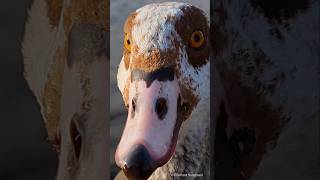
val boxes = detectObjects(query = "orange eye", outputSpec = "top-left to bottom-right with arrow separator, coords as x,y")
124,33 -> 131,51
189,30 -> 205,48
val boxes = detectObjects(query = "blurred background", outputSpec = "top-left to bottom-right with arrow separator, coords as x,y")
109,0 -> 209,178
0,1 -> 58,180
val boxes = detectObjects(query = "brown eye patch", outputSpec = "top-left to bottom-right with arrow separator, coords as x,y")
175,6 -> 210,68
123,12 -> 137,70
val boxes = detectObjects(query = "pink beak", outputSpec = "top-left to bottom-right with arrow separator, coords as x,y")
115,68 -> 183,179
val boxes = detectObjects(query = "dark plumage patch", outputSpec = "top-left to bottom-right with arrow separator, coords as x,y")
177,95 -> 191,123
131,67 -> 174,88
250,0 -> 310,26
211,4 -> 228,57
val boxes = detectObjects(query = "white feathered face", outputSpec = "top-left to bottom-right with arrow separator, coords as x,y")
115,2 -> 210,179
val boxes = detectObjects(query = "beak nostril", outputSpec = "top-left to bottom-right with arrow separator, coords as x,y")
70,118 -> 82,160
123,164 -> 129,175
155,98 -> 167,120
131,97 -> 137,118
132,98 -> 136,112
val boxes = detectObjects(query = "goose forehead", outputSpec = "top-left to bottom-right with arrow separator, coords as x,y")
132,3 -> 191,54
135,2 -> 189,22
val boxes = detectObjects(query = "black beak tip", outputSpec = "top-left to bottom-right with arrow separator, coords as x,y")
122,145 -> 155,180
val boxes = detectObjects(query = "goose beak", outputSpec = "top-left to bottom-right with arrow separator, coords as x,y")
115,68 -> 183,179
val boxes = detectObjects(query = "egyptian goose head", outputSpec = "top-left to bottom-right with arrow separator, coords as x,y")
115,2 -> 210,179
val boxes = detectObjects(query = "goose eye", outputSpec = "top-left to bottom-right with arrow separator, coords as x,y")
189,30 -> 205,48
124,33 -> 131,51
